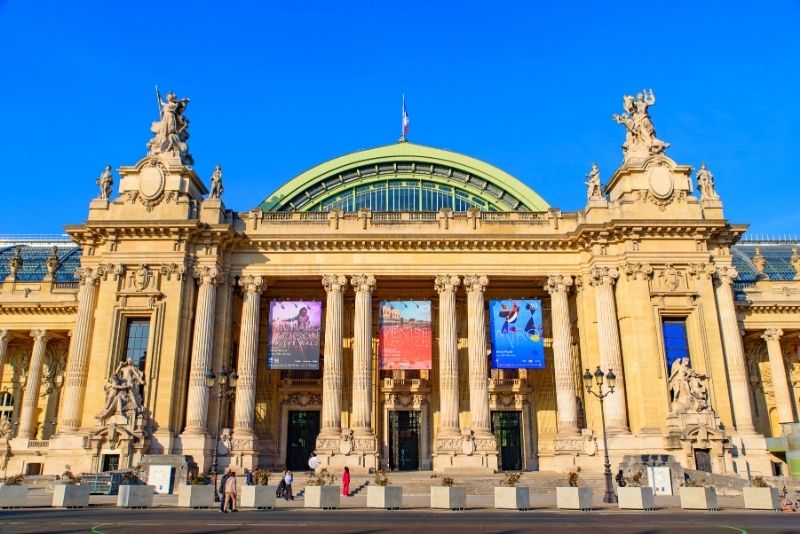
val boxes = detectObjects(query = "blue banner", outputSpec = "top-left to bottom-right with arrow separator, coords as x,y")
489,299 -> 545,369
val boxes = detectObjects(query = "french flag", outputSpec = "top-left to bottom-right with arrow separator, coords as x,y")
402,96 -> 410,137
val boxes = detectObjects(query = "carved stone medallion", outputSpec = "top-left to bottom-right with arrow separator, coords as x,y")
139,163 -> 166,201
648,165 -> 673,199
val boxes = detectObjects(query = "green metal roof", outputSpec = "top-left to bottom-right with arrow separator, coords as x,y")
258,142 -> 550,212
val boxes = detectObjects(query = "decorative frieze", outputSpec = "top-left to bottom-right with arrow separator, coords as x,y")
624,263 -> 653,282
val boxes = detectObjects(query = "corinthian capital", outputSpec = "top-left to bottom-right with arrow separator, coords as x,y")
589,266 -> 619,287
238,275 -> 266,295
624,263 -> 653,281
322,274 -> 348,294
761,328 -> 783,342
30,329 -> 48,343
715,265 -> 739,286
544,275 -> 573,294
463,274 -> 489,293
0,330 -> 8,343
193,265 -> 223,286
689,263 -> 716,280
434,275 -> 460,294
350,274 -> 376,293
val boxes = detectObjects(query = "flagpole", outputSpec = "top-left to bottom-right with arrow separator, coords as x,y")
400,93 -> 406,142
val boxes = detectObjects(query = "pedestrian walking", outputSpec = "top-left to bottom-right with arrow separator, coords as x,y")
217,468 -> 231,512
308,451 -> 321,472
223,471 -> 239,512
341,466 -> 350,497
244,468 -> 253,486
284,470 -> 294,500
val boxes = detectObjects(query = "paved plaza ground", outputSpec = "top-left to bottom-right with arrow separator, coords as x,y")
1,490 -> 799,533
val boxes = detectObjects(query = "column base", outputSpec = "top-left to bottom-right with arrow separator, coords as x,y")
176,432 -> 213,473
315,433 -> 379,474
230,431 -> 258,470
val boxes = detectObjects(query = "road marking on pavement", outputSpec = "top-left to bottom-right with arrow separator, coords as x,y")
718,526 -> 747,534
91,524 -> 109,534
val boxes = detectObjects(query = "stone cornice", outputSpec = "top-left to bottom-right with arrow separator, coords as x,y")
0,303 -> 79,315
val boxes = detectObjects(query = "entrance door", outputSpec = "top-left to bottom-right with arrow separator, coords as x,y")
388,410 -> 420,471
492,411 -> 522,471
286,410 -> 320,470
694,448 -> 712,473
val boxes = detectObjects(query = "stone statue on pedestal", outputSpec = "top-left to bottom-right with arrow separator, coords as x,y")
209,165 -> 224,199
695,163 -> 718,200
96,359 -> 146,423
669,358 -> 710,413
612,89 -> 670,162
96,165 -> 113,200
585,163 -> 602,200
148,90 -> 194,165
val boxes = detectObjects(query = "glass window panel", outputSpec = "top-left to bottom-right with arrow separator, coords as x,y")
124,318 -> 150,372
662,319 -> 690,370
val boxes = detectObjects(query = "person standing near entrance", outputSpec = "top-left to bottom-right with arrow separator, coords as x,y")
283,470 -> 294,500
308,452 -> 321,473
223,471 -> 238,512
341,466 -> 350,497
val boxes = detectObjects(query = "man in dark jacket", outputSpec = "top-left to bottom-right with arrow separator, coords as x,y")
218,468 -> 231,511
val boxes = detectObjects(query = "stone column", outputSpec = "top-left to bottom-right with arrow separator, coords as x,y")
589,266 -> 629,433
232,275 -> 265,438
762,328 -> 794,425
714,266 -> 756,434
183,265 -> 222,435
58,267 -> 100,433
18,330 -> 48,440
350,274 -> 376,435
463,275 -> 492,437
320,275 -> 348,436
435,275 -> 461,437
0,330 -> 9,388
545,275 -> 579,436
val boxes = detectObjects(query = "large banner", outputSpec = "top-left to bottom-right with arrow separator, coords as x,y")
489,299 -> 545,369
267,301 -> 322,369
378,300 -> 432,370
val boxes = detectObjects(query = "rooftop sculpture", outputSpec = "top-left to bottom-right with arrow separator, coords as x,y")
147,88 -> 194,165
612,89 -> 670,163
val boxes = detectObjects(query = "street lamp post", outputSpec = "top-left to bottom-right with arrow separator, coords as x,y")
582,366 -> 618,504
205,367 -> 238,501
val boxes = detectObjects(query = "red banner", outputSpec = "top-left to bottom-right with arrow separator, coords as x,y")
378,300 -> 432,370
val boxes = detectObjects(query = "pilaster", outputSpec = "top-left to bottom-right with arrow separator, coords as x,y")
545,274 -> 579,436
762,328 -> 794,426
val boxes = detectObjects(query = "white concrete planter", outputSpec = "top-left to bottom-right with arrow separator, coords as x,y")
52,484 -> 91,508
494,487 -> 530,510
679,487 -> 718,510
556,487 -> 593,510
117,485 -> 154,508
304,485 -> 340,509
617,487 -> 654,510
430,486 -> 467,510
0,485 -> 28,508
743,487 -> 780,511
178,485 -> 214,508
367,486 -> 403,510
240,485 -> 277,509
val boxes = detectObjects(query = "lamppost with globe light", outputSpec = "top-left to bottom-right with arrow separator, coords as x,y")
582,366 -> 618,504
206,367 -> 237,501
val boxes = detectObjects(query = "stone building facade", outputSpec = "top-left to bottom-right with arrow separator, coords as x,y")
0,91 -> 798,479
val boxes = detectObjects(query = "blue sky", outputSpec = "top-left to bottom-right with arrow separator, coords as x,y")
1,1 -> 798,236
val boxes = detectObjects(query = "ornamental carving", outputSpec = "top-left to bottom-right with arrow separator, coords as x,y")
238,275 -> 265,295
612,89 -> 670,162
752,248 -> 767,278
193,265 -> 223,286
695,163 -> 719,200
791,247 -> 800,280
96,165 -> 114,200
384,393 -> 427,409
350,274 -> 376,293
715,265 -> 739,286
281,393 -> 322,407
657,264 -> 685,292
689,263 -> 716,280
463,274 -> 489,293
130,265 -> 151,292
761,328 -> 783,343
6,247 -> 23,280
45,246 -> 60,278
148,89 -> 193,165
322,274 -> 348,294
434,274 -> 460,294
624,263 -> 653,282
159,263 -> 186,281
588,266 -> 619,287
544,274 -> 573,294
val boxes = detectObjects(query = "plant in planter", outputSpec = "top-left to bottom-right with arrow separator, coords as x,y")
617,470 -> 654,511
743,476 -> 780,511
0,474 -> 27,509
679,478 -> 718,510
117,470 -> 153,508
53,465 -> 90,509
304,468 -> 340,509
557,468 -> 592,511
494,472 -> 529,511
368,469 -> 402,510
241,470 -> 277,510
431,477 -> 466,510
179,473 -> 213,508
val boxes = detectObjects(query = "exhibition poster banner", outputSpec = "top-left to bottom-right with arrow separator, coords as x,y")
267,300 -> 322,369
489,299 -> 545,369
378,300 -> 432,370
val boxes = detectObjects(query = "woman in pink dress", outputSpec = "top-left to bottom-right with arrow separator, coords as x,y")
341,466 -> 350,497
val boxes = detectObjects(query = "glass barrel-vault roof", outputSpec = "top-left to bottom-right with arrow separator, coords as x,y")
732,240 -> 800,288
0,238 -> 81,282
259,142 -> 550,212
